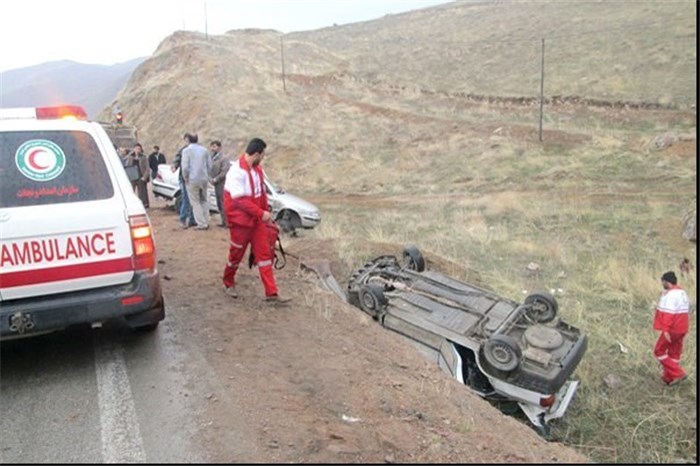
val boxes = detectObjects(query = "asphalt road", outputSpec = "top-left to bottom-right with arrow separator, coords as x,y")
0,313 -> 211,463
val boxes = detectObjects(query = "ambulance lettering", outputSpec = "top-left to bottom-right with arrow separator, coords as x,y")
1,232 -> 117,267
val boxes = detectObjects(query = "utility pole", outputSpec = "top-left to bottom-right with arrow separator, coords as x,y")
280,36 -> 286,92
204,1 -> 208,40
539,37 -> 545,142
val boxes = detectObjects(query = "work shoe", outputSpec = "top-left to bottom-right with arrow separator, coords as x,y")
265,294 -> 291,305
667,374 -> 688,386
223,286 -> 238,298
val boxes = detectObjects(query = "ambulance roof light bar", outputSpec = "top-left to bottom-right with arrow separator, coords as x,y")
36,105 -> 88,120
0,105 -> 88,121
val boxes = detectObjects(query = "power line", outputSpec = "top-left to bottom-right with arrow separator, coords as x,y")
345,22 -> 695,47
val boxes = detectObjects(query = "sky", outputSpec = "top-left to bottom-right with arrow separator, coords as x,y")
0,0 -> 452,73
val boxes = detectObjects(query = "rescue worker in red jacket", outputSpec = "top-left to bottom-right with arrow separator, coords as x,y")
653,271 -> 690,385
221,138 -> 290,304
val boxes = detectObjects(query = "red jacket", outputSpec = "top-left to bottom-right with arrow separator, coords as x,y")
223,156 -> 269,228
653,285 -> 690,334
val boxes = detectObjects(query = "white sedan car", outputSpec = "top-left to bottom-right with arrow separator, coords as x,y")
347,246 -> 587,437
152,164 -> 321,229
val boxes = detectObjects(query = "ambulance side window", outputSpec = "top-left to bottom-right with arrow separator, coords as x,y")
0,130 -> 113,208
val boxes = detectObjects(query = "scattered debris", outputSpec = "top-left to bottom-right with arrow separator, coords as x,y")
526,262 -> 541,277
617,341 -> 628,354
603,374 -> 622,390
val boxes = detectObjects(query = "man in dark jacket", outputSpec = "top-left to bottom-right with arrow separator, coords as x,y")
148,145 -> 166,180
208,140 -> 231,227
130,143 -> 150,208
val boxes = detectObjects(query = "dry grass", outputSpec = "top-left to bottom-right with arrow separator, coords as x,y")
107,1 -> 696,462
309,102 -> 697,462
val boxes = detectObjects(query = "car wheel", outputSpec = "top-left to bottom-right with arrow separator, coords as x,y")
347,259 -> 379,294
402,245 -> 425,272
359,283 -> 387,319
523,291 -> 558,323
482,334 -> 521,372
174,193 -> 182,213
277,209 -> 302,229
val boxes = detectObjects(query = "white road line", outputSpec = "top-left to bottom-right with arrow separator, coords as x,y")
94,339 -> 146,463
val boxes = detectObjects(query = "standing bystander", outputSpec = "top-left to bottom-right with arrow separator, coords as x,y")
209,140 -> 231,227
148,145 -> 167,180
181,133 -> 211,230
131,143 -> 150,208
172,135 -> 196,228
117,147 -> 130,167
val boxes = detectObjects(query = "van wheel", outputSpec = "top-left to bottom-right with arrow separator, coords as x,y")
402,245 -> 425,272
482,334 -> 521,372
524,291 -> 558,323
359,283 -> 387,319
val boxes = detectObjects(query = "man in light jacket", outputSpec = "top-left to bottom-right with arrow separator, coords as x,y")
181,133 -> 211,230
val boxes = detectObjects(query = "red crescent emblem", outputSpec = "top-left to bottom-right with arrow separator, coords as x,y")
28,149 -> 49,170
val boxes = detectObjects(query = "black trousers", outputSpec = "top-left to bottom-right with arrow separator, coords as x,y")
214,182 -> 226,225
135,180 -> 149,208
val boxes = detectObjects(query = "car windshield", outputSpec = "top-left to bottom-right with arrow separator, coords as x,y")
265,177 -> 284,194
0,130 -> 114,208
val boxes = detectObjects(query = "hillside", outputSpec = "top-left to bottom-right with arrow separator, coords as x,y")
103,0 -> 695,161
0,58 -> 144,118
101,0 -> 696,463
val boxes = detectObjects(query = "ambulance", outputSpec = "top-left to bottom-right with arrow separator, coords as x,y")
0,105 -> 165,339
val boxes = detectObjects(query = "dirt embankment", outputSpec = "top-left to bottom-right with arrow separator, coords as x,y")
150,200 -> 589,463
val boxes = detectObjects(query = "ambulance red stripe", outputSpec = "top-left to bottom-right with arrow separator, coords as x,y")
0,257 -> 133,288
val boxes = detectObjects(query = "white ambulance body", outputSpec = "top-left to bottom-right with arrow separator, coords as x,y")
0,106 -> 165,338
